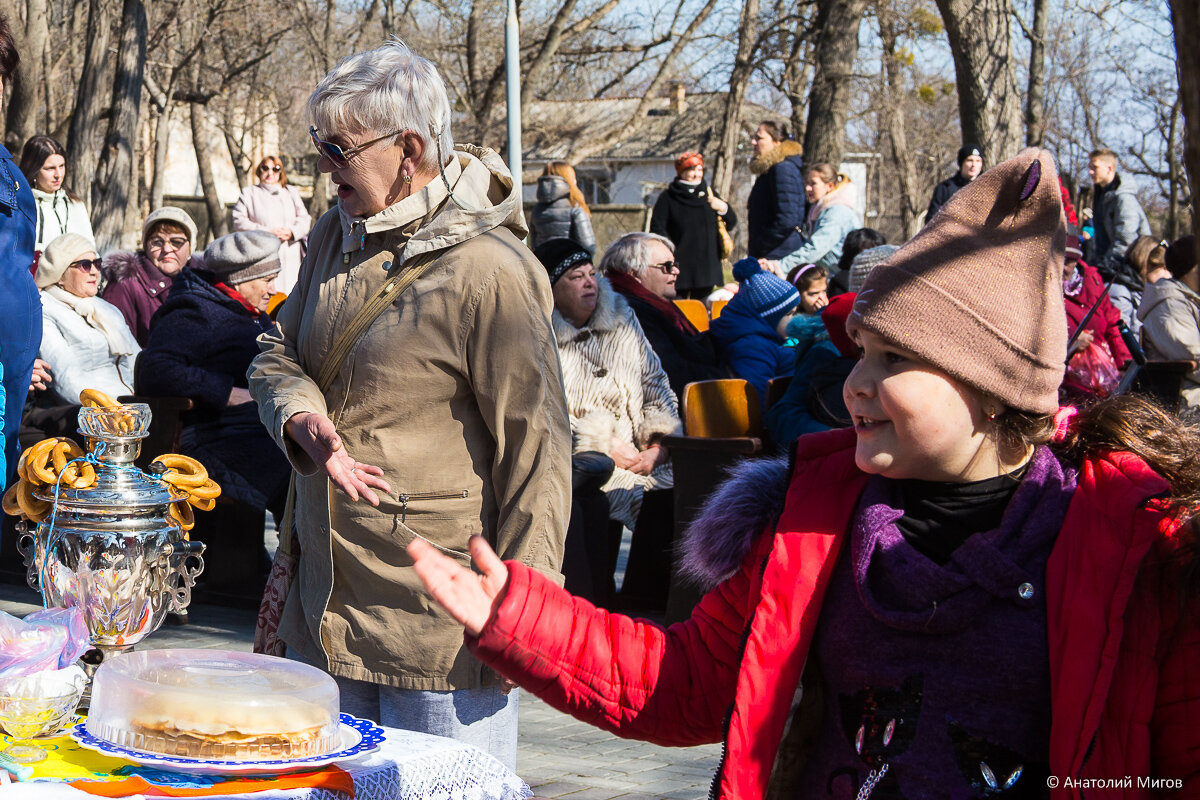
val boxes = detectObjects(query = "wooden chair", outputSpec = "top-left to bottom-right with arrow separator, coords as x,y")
710,299 -> 728,319
661,380 -> 765,623
267,292 -> 288,320
681,378 -> 763,438
120,394 -> 268,609
673,298 -> 709,332
765,375 -> 793,411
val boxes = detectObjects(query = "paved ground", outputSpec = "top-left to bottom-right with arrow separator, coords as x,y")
0,581 -> 721,799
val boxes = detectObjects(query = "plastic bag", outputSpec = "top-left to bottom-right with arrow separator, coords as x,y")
1065,339 -> 1121,397
0,606 -> 90,678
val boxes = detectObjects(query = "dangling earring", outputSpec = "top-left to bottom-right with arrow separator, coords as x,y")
402,172 -> 412,184
986,408 -> 999,422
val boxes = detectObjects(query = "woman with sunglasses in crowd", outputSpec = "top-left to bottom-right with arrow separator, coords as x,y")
409,150 -> 1200,798
246,40 -> 569,771
232,156 -> 312,295
35,233 -> 138,406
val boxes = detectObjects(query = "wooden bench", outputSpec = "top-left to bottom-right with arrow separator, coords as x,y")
661,379 -> 766,624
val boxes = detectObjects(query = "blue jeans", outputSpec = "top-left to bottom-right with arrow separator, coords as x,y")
335,674 -> 520,772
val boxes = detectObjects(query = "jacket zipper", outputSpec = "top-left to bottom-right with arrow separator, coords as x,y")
398,490 -> 469,523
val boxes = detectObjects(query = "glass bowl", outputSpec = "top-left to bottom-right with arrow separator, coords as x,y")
78,403 -> 151,439
0,684 -> 85,763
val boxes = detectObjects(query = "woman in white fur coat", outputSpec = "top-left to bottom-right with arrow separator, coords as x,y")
231,155 -> 312,295
536,238 -> 680,534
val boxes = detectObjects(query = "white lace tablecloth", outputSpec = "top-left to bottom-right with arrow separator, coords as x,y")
12,726 -> 532,800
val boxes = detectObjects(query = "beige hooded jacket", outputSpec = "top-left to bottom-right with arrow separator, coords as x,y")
248,145 -> 571,690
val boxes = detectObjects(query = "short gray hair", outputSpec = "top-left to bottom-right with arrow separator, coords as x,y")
307,39 -> 453,172
599,232 -> 674,279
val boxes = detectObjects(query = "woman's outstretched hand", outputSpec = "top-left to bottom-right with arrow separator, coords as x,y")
408,535 -> 509,637
285,411 -> 391,505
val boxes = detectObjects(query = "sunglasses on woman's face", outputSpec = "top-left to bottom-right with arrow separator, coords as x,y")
69,258 -> 103,273
309,126 -> 407,168
260,164 -> 282,173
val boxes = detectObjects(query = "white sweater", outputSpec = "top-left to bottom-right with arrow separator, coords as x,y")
33,188 -> 95,250
39,292 -> 139,404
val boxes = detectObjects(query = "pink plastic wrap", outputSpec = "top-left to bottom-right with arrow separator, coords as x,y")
0,606 -> 90,678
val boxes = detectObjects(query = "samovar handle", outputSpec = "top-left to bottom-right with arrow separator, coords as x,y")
166,539 -> 206,613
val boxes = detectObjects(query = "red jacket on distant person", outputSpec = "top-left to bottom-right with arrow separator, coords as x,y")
469,428 -> 1199,799
1064,261 -> 1133,367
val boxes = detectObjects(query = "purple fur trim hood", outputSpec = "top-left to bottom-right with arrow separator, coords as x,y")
676,454 -> 791,590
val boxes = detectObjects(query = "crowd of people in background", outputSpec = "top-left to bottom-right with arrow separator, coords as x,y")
0,24 -> 1197,796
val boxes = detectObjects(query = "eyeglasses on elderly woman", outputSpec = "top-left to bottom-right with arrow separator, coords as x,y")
309,126 -> 408,168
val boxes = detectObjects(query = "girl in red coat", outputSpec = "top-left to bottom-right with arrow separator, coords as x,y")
409,150 -> 1200,799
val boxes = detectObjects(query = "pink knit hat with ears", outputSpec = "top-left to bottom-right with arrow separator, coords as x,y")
847,148 -> 1068,414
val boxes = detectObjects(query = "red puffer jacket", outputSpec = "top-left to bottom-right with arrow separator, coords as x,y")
470,429 -> 1200,798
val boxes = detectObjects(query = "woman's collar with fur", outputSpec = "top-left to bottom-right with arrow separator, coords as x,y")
750,139 -> 804,176
552,276 -> 629,345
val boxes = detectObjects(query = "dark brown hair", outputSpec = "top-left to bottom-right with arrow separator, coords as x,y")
19,135 -> 81,202
758,121 -> 790,143
786,262 -> 827,293
145,220 -> 190,241
998,394 -> 1200,596
0,15 -> 19,82
256,155 -> 288,187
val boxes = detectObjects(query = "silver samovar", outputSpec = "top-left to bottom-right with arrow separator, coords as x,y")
16,404 -> 206,669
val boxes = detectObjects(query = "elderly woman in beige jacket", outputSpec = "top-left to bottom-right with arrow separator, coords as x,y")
246,40 -> 570,770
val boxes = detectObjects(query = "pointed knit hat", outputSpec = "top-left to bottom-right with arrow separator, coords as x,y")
847,148 -> 1067,414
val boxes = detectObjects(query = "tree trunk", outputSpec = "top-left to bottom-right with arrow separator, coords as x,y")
91,0 -> 146,254
191,102 -> 227,240
803,0 -> 868,166
1022,0 -> 1048,147
66,0 -> 111,207
150,102 -> 172,210
711,0 -> 758,198
1169,0 -> 1199,253
934,0 -> 1023,162
224,128 -> 250,189
308,158 -> 330,220
6,0 -> 50,152
880,26 -> 922,238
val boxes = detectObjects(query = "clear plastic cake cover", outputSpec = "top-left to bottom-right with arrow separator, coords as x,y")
88,649 -> 341,760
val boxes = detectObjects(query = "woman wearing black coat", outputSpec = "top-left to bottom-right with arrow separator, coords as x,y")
136,230 -> 290,519
650,152 -> 736,299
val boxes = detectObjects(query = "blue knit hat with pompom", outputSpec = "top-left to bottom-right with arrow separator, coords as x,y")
730,257 -> 801,327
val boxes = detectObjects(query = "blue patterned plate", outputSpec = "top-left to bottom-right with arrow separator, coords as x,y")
70,713 -> 384,776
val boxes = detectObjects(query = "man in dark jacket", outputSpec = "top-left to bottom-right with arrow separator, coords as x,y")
926,143 -> 983,222
599,232 -> 730,398
136,230 -> 290,520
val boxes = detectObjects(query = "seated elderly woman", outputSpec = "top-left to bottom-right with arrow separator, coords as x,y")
36,233 -> 139,406
246,40 -> 569,770
102,206 -> 201,346
602,232 -> 728,398
534,238 -> 680,610
136,230 -> 290,522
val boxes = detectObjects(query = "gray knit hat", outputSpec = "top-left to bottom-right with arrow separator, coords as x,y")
203,231 -> 281,285
142,206 -> 199,249
848,245 -> 898,294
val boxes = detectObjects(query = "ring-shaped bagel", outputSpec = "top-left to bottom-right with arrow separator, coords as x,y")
169,501 -> 195,531
155,454 -> 208,488
187,479 -> 222,501
27,439 -> 60,485
79,388 -> 120,408
2,483 -> 22,516
186,494 -> 216,512
71,462 -> 97,490
17,480 -> 50,520
50,439 -> 84,474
